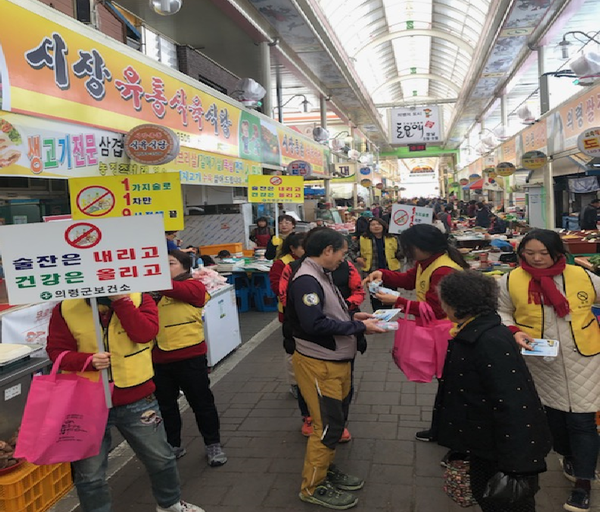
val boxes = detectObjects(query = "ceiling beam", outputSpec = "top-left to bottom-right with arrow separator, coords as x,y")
353,29 -> 475,58
372,74 -> 462,96
375,97 -> 459,108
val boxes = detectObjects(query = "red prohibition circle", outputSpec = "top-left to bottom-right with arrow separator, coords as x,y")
270,176 -> 283,186
76,186 -> 116,217
64,222 -> 103,249
393,209 -> 409,226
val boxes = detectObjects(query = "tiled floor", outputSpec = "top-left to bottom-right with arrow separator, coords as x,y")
52,313 -> 595,512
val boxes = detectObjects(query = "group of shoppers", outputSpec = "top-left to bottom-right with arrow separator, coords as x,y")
43,209 -> 600,512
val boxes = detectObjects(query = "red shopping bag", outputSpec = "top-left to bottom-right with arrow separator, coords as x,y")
392,301 -> 452,383
15,351 -> 110,465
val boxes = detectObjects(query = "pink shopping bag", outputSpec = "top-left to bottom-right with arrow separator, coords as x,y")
15,351 -> 110,465
392,301 -> 453,383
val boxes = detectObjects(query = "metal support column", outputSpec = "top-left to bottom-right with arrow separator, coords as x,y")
320,96 -> 328,130
500,95 -> 508,129
275,63 -> 283,123
538,46 -> 550,115
259,42 -> 273,118
320,96 -> 332,204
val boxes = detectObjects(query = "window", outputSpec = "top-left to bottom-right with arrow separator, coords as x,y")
142,26 -> 178,70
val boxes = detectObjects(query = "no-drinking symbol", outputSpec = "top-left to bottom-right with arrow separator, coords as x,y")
393,209 -> 409,226
64,223 -> 102,249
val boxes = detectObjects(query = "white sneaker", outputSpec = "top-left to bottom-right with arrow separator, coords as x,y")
156,500 -> 206,512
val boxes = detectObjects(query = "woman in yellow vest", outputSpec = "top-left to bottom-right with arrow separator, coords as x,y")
364,223 -> 468,442
152,249 -> 227,467
498,229 -> 600,512
356,218 -> 403,310
46,293 -> 204,512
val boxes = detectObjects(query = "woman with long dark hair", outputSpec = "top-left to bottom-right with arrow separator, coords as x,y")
355,218 -> 402,310
152,249 -> 226,467
364,224 -> 468,442
498,229 -> 600,512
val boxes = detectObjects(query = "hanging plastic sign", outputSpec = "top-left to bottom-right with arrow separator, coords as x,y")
286,160 -> 312,177
469,174 -> 481,181
521,150 -> 548,170
124,124 -> 180,165
360,179 -> 372,187
459,178 -> 469,185
577,127 -> 600,157
496,162 -> 516,177
375,183 -> 384,190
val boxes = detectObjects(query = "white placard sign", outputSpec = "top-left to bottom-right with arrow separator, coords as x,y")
388,106 -> 442,145
389,204 -> 434,234
0,216 -> 171,305
1,301 -> 59,346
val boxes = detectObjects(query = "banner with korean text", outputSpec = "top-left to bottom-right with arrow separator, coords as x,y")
0,216 -> 171,304
247,175 -> 304,203
0,0 -> 327,174
69,174 -> 184,230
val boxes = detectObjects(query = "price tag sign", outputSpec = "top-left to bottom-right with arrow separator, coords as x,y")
69,174 -> 184,230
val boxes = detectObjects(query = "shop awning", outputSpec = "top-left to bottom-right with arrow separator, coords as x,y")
469,178 -> 484,189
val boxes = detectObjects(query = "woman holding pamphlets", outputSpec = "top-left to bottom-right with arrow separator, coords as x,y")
498,229 -> 600,512
363,224 -> 469,442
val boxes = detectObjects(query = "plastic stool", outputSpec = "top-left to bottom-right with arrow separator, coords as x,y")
227,273 -> 251,313
251,273 -> 278,312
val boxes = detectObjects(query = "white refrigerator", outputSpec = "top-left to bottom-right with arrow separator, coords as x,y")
203,284 -> 242,367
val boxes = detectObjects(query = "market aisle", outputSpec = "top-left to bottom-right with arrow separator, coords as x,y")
52,322 -> 586,512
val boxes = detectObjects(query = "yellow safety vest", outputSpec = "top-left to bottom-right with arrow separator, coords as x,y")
359,236 -> 401,271
61,294 -> 155,388
415,253 -> 463,302
508,265 -> 600,356
155,289 -> 209,351
277,254 -> 295,313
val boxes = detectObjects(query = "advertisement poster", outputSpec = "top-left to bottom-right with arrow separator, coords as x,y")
69,174 -> 184,230
0,216 -> 170,304
0,0 -> 327,172
388,106 -> 443,145
389,204 -> 433,234
247,175 -> 304,203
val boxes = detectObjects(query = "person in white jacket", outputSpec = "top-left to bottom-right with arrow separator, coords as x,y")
497,229 -> 600,512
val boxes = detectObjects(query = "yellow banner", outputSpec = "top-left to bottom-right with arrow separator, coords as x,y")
69,174 -> 184,230
248,175 -> 304,204
0,0 -> 328,173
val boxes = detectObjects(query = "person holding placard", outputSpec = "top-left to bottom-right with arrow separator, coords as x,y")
46,294 -> 205,512
152,249 -> 227,467
497,229 -> 600,512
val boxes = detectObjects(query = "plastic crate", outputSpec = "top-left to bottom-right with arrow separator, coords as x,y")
0,462 -> 72,512
199,243 -> 243,257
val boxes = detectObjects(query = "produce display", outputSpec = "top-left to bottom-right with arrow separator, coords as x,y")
0,431 -> 19,469
588,255 -> 600,268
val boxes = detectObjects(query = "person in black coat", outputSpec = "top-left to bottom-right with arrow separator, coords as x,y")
475,202 -> 492,228
436,270 -> 552,512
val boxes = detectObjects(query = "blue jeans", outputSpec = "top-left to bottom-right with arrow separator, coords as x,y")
72,395 -> 180,512
545,406 -> 599,480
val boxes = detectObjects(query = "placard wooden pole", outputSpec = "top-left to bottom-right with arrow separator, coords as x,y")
275,203 -> 279,238
90,297 -> 113,409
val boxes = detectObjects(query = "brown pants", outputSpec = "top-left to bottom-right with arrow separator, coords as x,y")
293,351 -> 351,496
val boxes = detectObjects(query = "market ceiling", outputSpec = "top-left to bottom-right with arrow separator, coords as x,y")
114,0 -> 577,150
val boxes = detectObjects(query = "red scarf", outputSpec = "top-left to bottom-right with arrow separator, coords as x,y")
520,256 -> 570,318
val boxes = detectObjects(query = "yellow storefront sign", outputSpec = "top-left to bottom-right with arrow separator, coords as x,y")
248,175 -> 304,204
69,174 -> 184,230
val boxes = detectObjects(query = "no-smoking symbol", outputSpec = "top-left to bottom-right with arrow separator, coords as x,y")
393,209 -> 409,226
64,222 -> 102,249
76,186 -> 115,217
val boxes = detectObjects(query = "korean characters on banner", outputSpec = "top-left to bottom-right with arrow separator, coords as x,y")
0,216 -> 171,305
0,1 -> 326,173
247,175 -> 304,204
389,204 -> 433,234
69,174 -> 184,230
578,127 -> 600,157
0,112 -> 127,177
388,106 -> 442,145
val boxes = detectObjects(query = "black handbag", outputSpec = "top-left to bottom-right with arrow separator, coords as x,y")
483,471 -> 539,504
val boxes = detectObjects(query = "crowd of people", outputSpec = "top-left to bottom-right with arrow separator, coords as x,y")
40,194 -> 600,512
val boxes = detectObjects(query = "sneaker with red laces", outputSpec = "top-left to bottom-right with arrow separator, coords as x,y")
302,416 -> 313,437
339,428 -> 352,443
